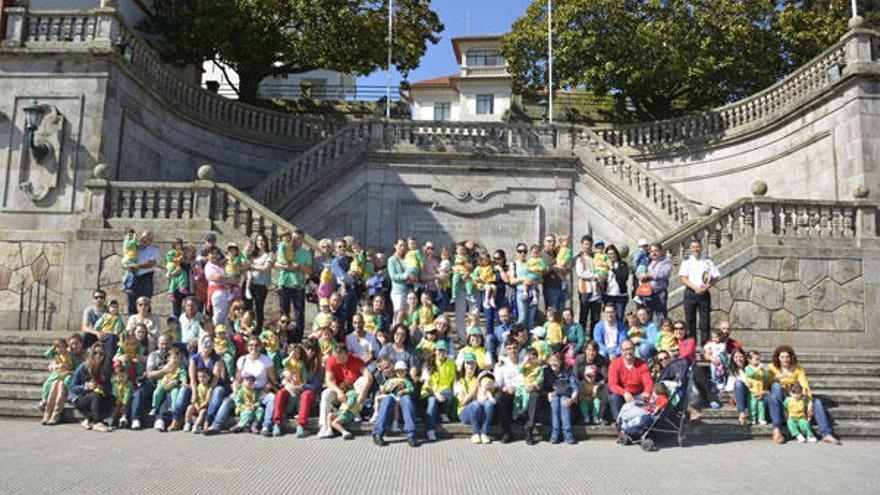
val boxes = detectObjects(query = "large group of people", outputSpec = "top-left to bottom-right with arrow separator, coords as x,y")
36,229 -> 840,446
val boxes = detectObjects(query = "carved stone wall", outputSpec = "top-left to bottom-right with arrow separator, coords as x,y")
706,257 -> 865,332
0,241 -> 64,330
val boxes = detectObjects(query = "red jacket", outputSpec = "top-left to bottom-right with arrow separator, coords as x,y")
608,357 -> 654,396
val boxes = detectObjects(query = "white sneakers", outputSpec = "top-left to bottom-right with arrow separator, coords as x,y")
391,421 -> 401,433
153,418 -> 165,431
807,436 -> 818,443
130,419 -> 141,430
796,434 -> 806,443
439,414 -> 450,423
480,434 -> 492,444
426,430 -> 437,442
182,423 -> 192,432
317,426 -> 334,439
470,434 -> 481,444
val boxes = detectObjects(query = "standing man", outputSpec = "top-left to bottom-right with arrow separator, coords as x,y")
125,231 -> 161,315
420,241 -> 443,310
641,242 -> 673,323
575,235 -> 602,331
540,234 -> 564,313
331,238 -> 356,333
276,229 -> 312,343
679,239 -> 720,346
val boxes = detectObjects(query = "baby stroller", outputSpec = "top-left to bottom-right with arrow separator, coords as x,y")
616,359 -> 691,451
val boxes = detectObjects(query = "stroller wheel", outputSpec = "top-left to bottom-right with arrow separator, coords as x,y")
641,438 -> 656,452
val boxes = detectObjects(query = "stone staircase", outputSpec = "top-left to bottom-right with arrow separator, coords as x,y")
3,332 -> 878,441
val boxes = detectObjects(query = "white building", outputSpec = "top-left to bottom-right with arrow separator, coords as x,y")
410,35 -> 512,122
202,61 -> 356,101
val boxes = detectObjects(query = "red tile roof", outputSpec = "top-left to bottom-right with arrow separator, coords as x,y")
410,74 -> 459,90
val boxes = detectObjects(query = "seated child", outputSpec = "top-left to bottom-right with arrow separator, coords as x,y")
114,331 -> 143,384
578,359 -> 603,425
784,383 -> 816,443
93,299 -> 124,336
259,324 -> 282,371
230,373 -> 263,434
529,326 -> 550,364
150,348 -> 187,421
543,307 -> 564,351
382,360 -> 415,404
477,370 -> 496,405
317,264 -> 334,300
166,237 -> 189,302
703,328 -> 729,393
360,299 -> 380,334
451,242 -> 474,298
327,389 -> 361,440
122,227 -> 138,293
655,319 -> 678,353
473,252 -> 498,309
414,326 -> 438,362
40,338 -> 77,412
312,299 -> 334,332
214,323 -> 235,379
370,356 -> 394,423
111,360 -> 133,429
744,350 -> 769,425
514,347 -> 544,418
413,291 -> 440,330
184,367 -> 212,433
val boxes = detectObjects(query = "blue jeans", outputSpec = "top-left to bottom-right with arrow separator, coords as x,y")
423,389 -> 453,432
213,388 -> 274,430
373,393 -> 417,438
205,386 -> 228,427
459,400 -> 495,435
173,385 -> 192,423
767,382 -> 835,438
549,395 -> 574,439
544,287 -> 563,313
484,305 -> 499,338
131,380 -> 156,423
431,289 -> 448,313
608,392 -> 625,421
260,392 -> 276,430
605,294 -> 628,322
515,288 -> 537,330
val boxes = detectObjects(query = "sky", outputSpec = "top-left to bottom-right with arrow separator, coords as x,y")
357,0 -> 533,88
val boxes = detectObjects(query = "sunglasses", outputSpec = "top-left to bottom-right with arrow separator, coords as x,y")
94,295 -> 105,299
516,249 -> 527,254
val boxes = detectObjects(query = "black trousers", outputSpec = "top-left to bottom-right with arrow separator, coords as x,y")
244,284 -> 268,330
75,392 -> 115,423
494,391 -> 516,434
524,391 -> 550,430
279,288 -> 305,342
578,294 -> 602,334
126,273 -> 154,315
683,288 -> 711,346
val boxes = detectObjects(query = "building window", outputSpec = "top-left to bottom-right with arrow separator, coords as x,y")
476,95 -> 494,115
467,49 -> 505,67
434,102 -> 451,121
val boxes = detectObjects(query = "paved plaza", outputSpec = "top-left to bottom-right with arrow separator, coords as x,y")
0,420 -> 872,494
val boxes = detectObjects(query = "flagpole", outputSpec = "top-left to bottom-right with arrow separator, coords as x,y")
386,0 -> 393,120
548,0 -> 553,124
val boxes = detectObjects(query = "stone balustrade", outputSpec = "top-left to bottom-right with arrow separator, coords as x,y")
384,120 -> 559,155
84,169 -> 316,249
1,6 -> 339,144
594,31 -> 864,149
252,121 -> 373,207
660,197 -> 878,266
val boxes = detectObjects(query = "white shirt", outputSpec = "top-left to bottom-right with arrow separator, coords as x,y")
606,262 -> 621,296
136,245 -> 162,276
494,359 -> 522,388
678,255 -> 721,289
236,354 -> 273,390
345,332 -> 379,361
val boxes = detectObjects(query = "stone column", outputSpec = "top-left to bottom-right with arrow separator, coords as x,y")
193,165 -> 215,221
93,5 -> 120,46
1,6 -> 25,48
81,165 -> 110,229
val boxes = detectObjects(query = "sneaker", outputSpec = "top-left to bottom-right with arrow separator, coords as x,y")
131,419 -> 141,430
148,408 -> 157,417
501,432 -> 513,444
261,427 -> 271,437
526,430 -> 537,446
168,421 -> 182,432
272,424 -> 282,437
182,423 -> 192,432
759,420 -> 768,425
550,435 -> 561,445
709,401 -> 722,409
251,424 -> 260,434
439,414 -> 450,423
391,421 -> 401,433
38,400 -> 47,412
797,434 -> 806,443
317,426 -> 334,439
480,434 -> 492,445
153,418 -> 165,431
118,417 -> 128,429
807,436 -> 818,443
373,435 -> 387,447
407,436 -> 419,448
80,419 -> 92,430
229,425 -> 243,434
342,431 -> 354,440
192,425 -> 202,434
203,427 -> 219,436
565,435 -> 577,445
296,426 -> 306,438
368,413 -> 379,424
426,430 -> 437,442
471,434 -> 481,444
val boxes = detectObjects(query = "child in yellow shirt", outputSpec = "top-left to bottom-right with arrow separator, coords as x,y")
473,252 -> 498,309
514,347 -> 544,417
543,308 -> 564,351
784,383 -> 817,443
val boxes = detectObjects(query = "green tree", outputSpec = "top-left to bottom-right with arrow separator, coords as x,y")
503,0 -> 873,122
141,0 -> 443,103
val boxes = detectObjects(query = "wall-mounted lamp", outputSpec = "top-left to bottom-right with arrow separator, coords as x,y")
22,100 -> 49,162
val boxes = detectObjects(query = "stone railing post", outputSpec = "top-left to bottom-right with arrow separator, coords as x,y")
370,120 -> 385,147
842,20 -> 879,77
1,6 -> 26,47
750,181 -> 774,235
855,202 -> 877,239
81,164 -> 110,228
94,5 -> 120,45
193,165 -> 215,220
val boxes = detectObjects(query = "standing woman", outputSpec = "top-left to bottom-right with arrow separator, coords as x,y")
509,242 -> 538,331
204,247 -> 231,326
766,346 -> 841,445
245,233 -> 274,330
69,343 -> 115,432
483,249 -> 511,337
604,244 -> 629,322
387,238 -> 412,315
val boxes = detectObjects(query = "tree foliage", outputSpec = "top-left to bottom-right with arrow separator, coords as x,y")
140,0 -> 443,102
503,0 -> 878,122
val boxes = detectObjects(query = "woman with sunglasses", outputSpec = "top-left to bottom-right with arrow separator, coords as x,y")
483,249 -> 511,337
125,296 -> 161,352
69,343 -> 115,432
509,243 -> 538,331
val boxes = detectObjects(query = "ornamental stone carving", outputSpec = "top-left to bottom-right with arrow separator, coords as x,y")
19,105 -> 64,203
